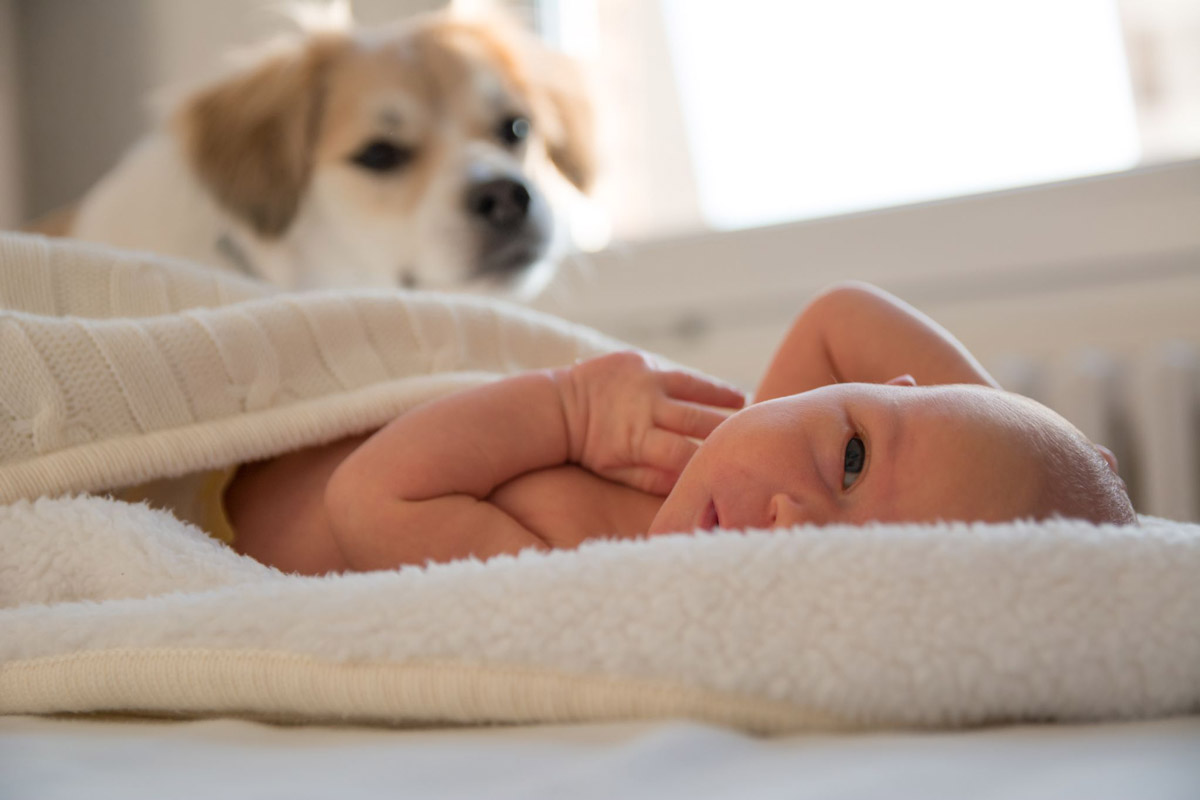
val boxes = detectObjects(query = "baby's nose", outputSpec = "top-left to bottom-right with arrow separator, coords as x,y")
769,493 -> 810,528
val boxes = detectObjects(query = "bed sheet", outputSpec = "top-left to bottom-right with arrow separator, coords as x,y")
2,714 -> 1198,800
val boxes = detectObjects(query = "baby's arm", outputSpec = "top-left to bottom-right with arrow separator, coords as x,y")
324,352 -> 742,570
325,370 -> 572,569
755,281 -> 999,402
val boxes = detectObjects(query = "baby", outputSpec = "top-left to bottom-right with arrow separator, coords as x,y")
222,282 -> 1136,574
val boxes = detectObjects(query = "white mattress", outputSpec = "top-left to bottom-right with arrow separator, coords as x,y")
2,714 -> 1198,799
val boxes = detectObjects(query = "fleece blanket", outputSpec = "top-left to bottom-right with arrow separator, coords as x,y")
1,233 -> 1198,733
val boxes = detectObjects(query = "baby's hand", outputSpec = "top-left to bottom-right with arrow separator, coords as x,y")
555,351 -> 745,495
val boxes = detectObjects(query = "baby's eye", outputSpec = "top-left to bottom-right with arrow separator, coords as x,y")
843,435 -> 865,489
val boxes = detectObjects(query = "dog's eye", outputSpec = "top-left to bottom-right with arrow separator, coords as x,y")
350,140 -> 413,173
497,116 -> 530,146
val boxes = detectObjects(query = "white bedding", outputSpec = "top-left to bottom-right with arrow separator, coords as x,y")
2,232 -> 1199,735
2,714 -> 1199,800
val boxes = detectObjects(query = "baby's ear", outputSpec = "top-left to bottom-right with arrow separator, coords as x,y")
886,374 -> 917,387
1095,444 -> 1120,474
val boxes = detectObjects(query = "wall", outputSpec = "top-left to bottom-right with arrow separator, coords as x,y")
0,0 -> 22,227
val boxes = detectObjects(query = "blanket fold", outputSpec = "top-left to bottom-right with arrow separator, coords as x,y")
0,234 -> 618,501
1,233 -> 1198,732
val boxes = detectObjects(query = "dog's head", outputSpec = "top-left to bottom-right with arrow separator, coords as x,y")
174,10 -> 595,293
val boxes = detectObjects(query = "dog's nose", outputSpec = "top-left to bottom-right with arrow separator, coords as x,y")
466,178 -> 531,231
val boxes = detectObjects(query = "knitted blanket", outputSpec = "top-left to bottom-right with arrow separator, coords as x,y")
2,233 -> 1198,732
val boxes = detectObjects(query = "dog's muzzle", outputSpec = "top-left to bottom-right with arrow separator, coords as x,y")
465,176 -> 552,279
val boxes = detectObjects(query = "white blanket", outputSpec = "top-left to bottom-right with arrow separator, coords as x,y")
1,233 -> 1198,732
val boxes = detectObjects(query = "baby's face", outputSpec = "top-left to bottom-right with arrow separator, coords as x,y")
649,382 -> 1057,534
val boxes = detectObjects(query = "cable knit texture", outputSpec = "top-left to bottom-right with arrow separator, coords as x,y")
0,233 -> 619,501
1,233 -> 1199,733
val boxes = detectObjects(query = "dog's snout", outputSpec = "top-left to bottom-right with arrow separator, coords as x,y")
463,174 -> 551,280
466,178 -> 531,231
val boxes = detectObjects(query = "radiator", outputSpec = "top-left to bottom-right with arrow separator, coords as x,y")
992,342 -> 1200,523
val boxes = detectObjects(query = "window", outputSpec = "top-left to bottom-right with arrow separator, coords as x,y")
536,0 -> 1200,242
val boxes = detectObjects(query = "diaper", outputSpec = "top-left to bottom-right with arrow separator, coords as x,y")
115,467 -> 239,544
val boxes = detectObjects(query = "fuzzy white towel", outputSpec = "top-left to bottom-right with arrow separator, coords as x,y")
1,233 -> 1198,732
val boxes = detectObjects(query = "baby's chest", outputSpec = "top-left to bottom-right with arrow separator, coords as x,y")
488,465 -> 660,550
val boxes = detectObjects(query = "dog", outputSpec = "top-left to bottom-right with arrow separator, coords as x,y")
28,7 -> 595,295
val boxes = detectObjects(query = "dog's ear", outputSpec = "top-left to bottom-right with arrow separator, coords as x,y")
175,33 -> 346,238
532,48 -> 597,194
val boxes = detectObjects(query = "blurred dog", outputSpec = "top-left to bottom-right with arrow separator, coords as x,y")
33,7 -> 595,295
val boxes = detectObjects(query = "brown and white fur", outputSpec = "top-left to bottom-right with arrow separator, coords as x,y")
39,8 -> 595,295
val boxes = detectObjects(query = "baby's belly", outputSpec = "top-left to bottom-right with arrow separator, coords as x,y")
488,465 -> 662,550
225,434 -> 369,575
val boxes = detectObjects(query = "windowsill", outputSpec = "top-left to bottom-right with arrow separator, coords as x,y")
538,158 -> 1200,327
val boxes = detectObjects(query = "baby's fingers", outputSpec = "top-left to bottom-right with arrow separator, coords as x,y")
660,370 -> 746,410
654,399 -> 733,440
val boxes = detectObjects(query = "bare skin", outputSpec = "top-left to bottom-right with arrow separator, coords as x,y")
227,282 -> 1130,575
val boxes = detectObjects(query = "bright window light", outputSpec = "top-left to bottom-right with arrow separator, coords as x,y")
661,0 -> 1141,230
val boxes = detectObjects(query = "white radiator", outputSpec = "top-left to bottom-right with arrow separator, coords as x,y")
993,343 -> 1200,522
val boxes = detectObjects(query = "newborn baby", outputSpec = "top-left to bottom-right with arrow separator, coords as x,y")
223,282 -> 1136,574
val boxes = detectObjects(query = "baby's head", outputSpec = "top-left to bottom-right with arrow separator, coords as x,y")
649,380 -> 1136,534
